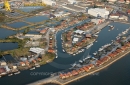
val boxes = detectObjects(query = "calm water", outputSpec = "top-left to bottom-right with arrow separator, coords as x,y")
0,28 -> 16,39
18,6 -> 43,12
25,16 -> 49,22
7,22 -> 28,28
0,42 -> 18,51
0,22 -> 130,85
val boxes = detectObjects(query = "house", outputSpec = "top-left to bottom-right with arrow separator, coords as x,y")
40,28 -> 48,34
0,61 -> 7,66
127,10 -> 130,14
20,62 -> 25,66
109,13 -> 120,19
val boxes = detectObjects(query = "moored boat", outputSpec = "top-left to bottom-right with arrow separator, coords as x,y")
14,71 -> 20,75
30,67 -> 35,70
8,73 -> 13,76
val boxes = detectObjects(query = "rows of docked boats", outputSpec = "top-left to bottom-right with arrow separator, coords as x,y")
98,43 -> 111,52
30,64 -> 40,70
85,43 -> 93,49
118,27 -> 130,37
72,49 -> 85,56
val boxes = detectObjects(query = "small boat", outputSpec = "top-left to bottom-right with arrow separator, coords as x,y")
30,67 -> 35,70
8,73 -> 13,76
35,64 -> 40,67
79,60 -> 83,63
14,71 -> 20,75
94,34 -> 98,37
56,55 -> 58,58
93,52 -> 97,55
73,53 -> 76,56
63,49 -> 65,52
71,63 -> 77,67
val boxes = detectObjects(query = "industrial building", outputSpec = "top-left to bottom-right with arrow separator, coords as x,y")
29,47 -> 45,54
41,0 -> 56,6
88,8 -> 110,19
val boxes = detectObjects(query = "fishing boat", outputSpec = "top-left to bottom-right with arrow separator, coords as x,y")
14,71 -> 20,75
30,67 -> 35,70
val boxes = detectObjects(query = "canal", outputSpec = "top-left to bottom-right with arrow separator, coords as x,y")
0,22 -> 130,85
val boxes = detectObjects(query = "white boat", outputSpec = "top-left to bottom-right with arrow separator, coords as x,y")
95,31 -> 99,34
30,67 -> 35,70
63,49 -> 65,52
14,71 -> 20,75
94,34 -> 98,37
35,64 -> 40,67
73,53 -> 76,56
56,55 -> 58,58
86,43 -> 93,49
71,62 -> 77,67
79,60 -> 83,63
8,73 -> 13,76
93,52 -> 97,55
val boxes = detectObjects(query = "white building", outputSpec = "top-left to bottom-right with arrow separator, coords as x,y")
29,47 -> 45,54
25,34 -> 42,40
68,0 -> 78,4
73,37 -> 79,43
42,0 -> 56,6
107,0 -> 117,3
88,8 -> 110,19
54,11 -> 71,18
74,30 -> 85,34
109,14 -> 120,19
91,19 -> 105,25
0,61 -> 7,66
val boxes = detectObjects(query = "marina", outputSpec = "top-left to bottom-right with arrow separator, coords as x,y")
0,1 -> 130,84
0,22 -> 130,85
28,29 -> 130,85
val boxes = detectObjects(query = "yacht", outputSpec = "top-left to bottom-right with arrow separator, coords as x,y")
30,67 -> 35,70
86,43 -> 93,49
